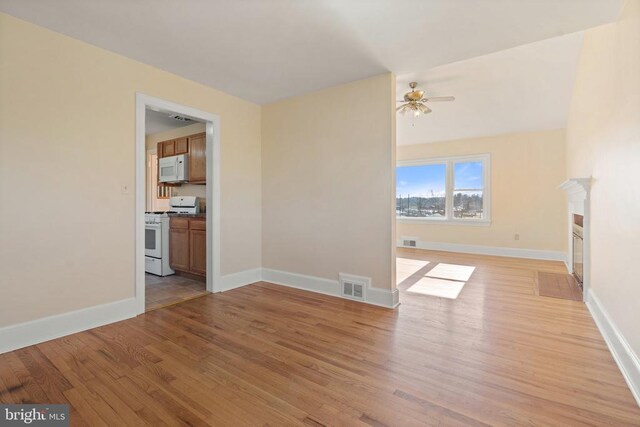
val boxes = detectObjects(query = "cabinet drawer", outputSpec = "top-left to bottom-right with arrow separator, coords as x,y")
189,219 -> 206,230
170,217 -> 189,229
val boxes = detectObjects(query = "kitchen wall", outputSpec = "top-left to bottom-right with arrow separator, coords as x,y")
145,122 -> 207,210
261,73 -> 397,291
397,129 -> 567,253
0,12 -> 262,327
566,0 -> 640,361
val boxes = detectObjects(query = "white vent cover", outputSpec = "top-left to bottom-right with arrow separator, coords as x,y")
339,273 -> 370,301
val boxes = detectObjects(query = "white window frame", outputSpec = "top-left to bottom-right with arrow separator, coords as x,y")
396,154 -> 491,226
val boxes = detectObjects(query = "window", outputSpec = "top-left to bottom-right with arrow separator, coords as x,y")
396,154 -> 490,224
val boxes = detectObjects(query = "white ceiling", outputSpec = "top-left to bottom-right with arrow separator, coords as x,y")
0,0 -> 623,105
145,109 -> 200,136
396,31 -> 585,145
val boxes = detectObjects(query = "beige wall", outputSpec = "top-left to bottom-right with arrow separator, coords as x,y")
566,1 -> 640,354
145,123 -> 207,209
397,129 -> 567,252
0,13 -> 262,326
262,74 -> 397,290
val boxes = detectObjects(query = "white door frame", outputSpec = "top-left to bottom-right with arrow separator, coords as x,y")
135,93 -> 221,314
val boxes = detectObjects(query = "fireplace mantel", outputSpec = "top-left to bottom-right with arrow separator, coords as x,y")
559,178 -> 591,197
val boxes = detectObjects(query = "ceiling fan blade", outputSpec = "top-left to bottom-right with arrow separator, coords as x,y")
396,104 -> 409,112
424,96 -> 455,102
418,104 -> 432,114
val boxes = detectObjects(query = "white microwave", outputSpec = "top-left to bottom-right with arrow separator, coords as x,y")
159,154 -> 189,183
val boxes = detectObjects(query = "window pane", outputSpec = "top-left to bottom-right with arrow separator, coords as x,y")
454,161 -> 483,190
396,164 -> 446,218
453,191 -> 484,219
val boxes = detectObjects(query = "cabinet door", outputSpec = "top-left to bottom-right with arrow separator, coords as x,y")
157,142 -> 164,159
188,133 -> 206,183
169,228 -> 189,271
189,228 -> 207,275
175,137 -> 189,154
162,140 -> 176,157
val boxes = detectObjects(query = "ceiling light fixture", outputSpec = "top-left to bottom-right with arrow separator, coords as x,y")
396,82 -> 455,117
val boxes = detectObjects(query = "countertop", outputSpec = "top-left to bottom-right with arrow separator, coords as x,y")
167,213 -> 206,219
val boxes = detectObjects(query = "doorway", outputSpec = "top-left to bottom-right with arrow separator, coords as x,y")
135,94 -> 221,314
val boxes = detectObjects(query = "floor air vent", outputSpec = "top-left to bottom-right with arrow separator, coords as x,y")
403,239 -> 417,247
339,273 -> 370,301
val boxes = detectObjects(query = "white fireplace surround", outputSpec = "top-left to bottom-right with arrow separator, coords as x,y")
559,177 -> 591,302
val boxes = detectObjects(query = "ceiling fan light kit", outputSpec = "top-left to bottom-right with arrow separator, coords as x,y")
396,82 -> 454,117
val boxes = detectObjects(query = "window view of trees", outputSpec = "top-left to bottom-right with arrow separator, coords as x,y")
396,163 -> 446,218
453,192 -> 483,218
396,158 -> 486,220
396,195 -> 446,217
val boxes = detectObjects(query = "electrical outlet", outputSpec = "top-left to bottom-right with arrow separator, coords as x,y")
514,233 -> 520,241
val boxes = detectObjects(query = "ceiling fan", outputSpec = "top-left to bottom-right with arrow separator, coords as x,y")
396,82 -> 455,117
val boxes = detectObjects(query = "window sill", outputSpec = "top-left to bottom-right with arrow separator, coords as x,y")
396,217 -> 491,227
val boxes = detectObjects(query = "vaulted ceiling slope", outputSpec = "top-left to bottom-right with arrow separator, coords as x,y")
396,31 -> 585,145
0,0 -> 624,104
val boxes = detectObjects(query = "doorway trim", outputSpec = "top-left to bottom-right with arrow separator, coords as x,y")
135,93 -> 221,314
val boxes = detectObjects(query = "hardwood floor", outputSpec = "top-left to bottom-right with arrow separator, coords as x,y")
1,250 -> 639,425
145,273 -> 208,312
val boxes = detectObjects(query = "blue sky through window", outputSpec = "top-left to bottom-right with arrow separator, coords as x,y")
396,164 -> 446,197
454,162 -> 483,189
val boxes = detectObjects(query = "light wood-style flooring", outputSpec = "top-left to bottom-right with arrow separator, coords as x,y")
1,249 -> 638,426
145,273 -> 208,312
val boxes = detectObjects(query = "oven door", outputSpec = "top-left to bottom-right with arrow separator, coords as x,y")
145,223 -> 162,258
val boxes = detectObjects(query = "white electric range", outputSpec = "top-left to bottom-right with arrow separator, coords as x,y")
144,197 -> 200,276
144,211 -> 173,276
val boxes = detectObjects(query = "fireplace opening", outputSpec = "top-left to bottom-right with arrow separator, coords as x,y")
572,214 -> 584,288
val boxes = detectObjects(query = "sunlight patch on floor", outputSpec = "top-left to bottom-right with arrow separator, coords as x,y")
426,263 -> 476,282
406,277 -> 466,299
396,258 -> 430,283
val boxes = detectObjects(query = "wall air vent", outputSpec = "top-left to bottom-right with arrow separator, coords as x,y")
400,236 -> 419,248
339,273 -> 370,301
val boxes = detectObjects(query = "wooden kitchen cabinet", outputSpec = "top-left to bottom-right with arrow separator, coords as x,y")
188,133 -> 206,183
169,229 -> 189,271
189,229 -> 207,275
155,133 -> 206,184
175,137 -> 189,154
169,216 -> 206,278
160,140 -> 175,157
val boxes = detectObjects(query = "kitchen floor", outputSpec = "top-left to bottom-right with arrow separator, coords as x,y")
145,273 -> 208,311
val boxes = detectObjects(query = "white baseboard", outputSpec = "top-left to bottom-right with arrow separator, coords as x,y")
219,268 -> 262,292
397,239 -> 567,262
261,268 -> 399,309
0,266 -> 399,354
586,290 -> 640,407
0,297 -> 138,355
564,259 -> 572,274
